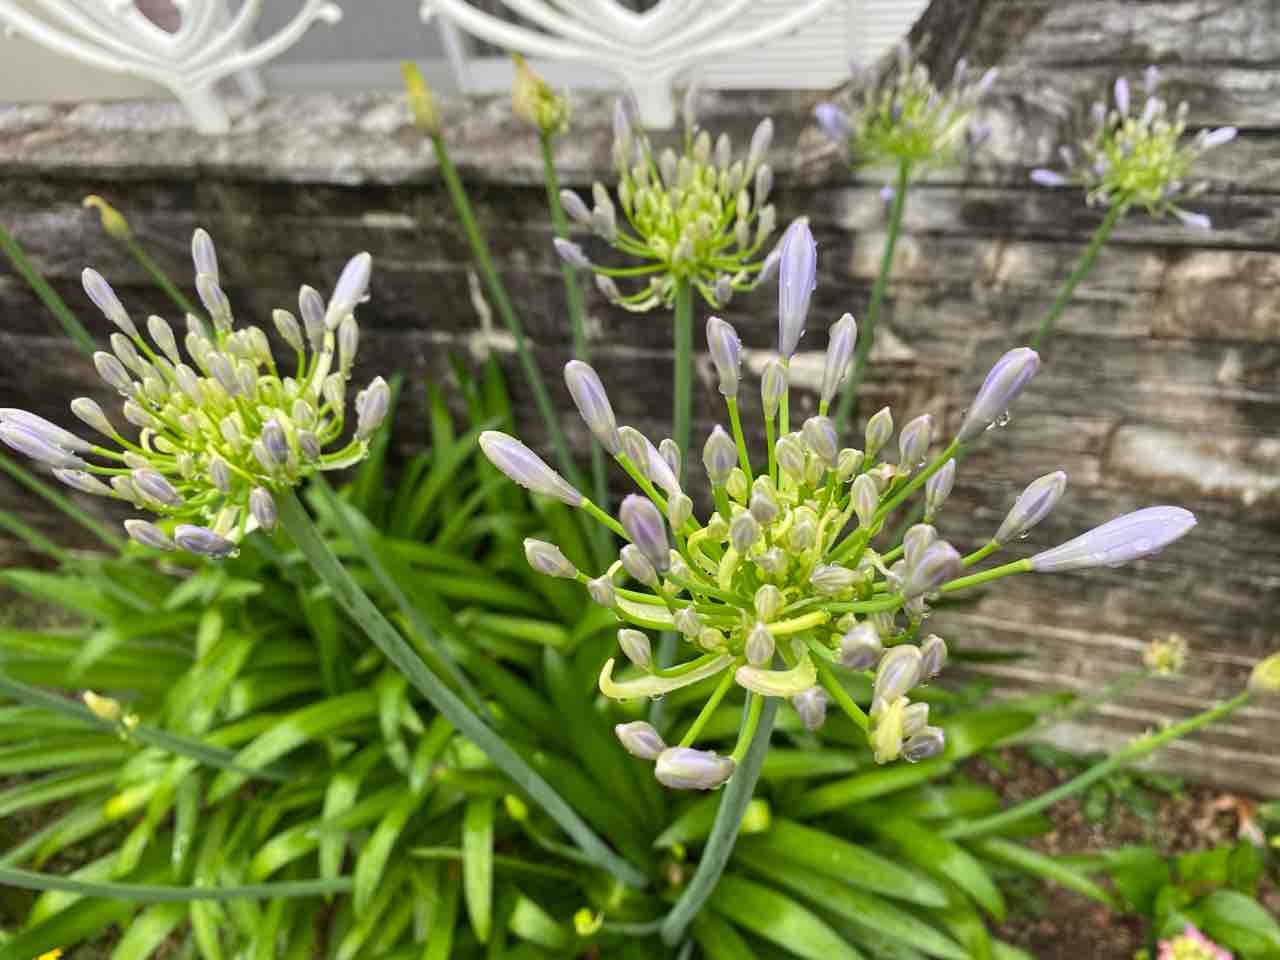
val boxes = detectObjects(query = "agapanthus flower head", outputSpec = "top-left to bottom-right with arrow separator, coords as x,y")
1029,65 -> 1236,227
486,234 -> 1199,786
815,43 -> 997,179
1144,633 -> 1188,677
1157,924 -> 1233,960
557,91 -> 778,310
0,231 -> 383,557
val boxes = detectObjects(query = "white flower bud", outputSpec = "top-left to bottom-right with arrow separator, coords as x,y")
615,721 -> 665,760
802,416 -> 838,467
706,317 -> 742,398
655,747 -> 735,790
524,538 -> 578,579
898,414 -> 933,472
820,314 -> 857,410
618,629 -> 653,671
761,358 -> 787,419
82,268 -> 137,338
174,524 -> 238,559
864,407 -> 893,460
994,471 -> 1067,545
564,361 -> 621,455
479,431 -> 583,507
839,623 -> 883,670
620,544 -> 658,587
745,622 -> 775,666
753,584 -> 783,622
791,687 -> 828,732
924,459 -> 956,521
874,645 -> 923,703
703,426 -> 736,487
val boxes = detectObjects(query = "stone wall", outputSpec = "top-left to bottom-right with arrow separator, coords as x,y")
1,0 -> 1277,791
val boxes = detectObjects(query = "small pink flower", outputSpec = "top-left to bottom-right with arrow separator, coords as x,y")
1156,924 -> 1232,960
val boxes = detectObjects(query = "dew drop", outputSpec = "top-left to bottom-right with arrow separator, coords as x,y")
1017,531 -> 1030,541
995,410 -> 1012,428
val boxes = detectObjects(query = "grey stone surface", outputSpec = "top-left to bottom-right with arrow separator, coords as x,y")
1,0 -> 1278,790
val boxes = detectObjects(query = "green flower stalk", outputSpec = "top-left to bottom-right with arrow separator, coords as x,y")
815,44 -> 998,430
555,93 -> 780,312
0,229 -> 385,557
481,219 -> 1201,788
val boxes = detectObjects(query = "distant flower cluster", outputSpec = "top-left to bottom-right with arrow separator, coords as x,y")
554,95 -> 779,310
0,231 -> 386,557
814,43 -> 998,185
1157,924 -> 1233,960
482,220 -> 1198,789
1030,66 -> 1236,229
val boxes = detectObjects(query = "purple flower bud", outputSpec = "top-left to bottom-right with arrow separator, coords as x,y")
703,425 -> 737,487
902,726 -> 946,762
620,543 -> 658,587
326,251 -> 373,329
919,634 -> 947,679
524,538 -> 578,579
706,317 -> 742,398
774,434 -> 805,480
747,117 -> 773,172
659,438 -> 681,480
903,524 -> 937,570
1114,76 -> 1130,116
355,377 -> 390,441
791,687 -> 829,732
616,721 -> 664,760
924,459 -> 956,521
618,427 -> 651,482
1173,209 -> 1212,231
903,540 -> 962,599
874,645 -> 923,703
479,431 -> 583,506
586,575 -> 616,608
191,228 -> 219,281
618,629 -> 653,671
851,474 -> 879,527
777,218 -> 816,358
0,409 -> 91,453
196,274 -> 232,331
0,422 -> 86,469
564,361 -> 621,455
1030,168 -> 1068,188
620,494 -> 669,573
82,268 -> 137,338
1143,64 -> 1160,94
559,189 -> 592,226
553,237 -> 591,270
995,471 -> 1067,544
93,351 -> 133,394
728,511 -> 760,555
250,487 -> 277,531
132,469 -> 182,507
802,416 -> 838,467
262,420 -> 290,466
839,623 -> 883,670
820,314 -> 857,410
761,358 -> 787,418
810,564 -> 857,595
897,413 -> 933,471
864,406 -> 893,459
51,468 -> 109,497
1029,506 -> 1196,573
1200,126 -> 1237,149
173,524 -> 237,559
813,102 -> 850,146
655,747 -> 735,790
745,622 -> 775,666
749,485 -> 779,526
124,518 -> 175,551
957,347 -> 1040,442
299,285 -> 326,351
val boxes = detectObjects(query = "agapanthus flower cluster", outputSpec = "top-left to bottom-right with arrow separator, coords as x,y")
1157,925 -> 1233,960
0,231 -> 386,557
482,219 -> 1198,790
554,94 -> 779,311
814,43 -> 997,185
1030,66 -> 1237,228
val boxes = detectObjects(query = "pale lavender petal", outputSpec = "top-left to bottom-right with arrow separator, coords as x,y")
1174,209 -> 1212,231
655,747 -> 735,790
813,102 -> 850,145
706,316 -> 742,398
1030,168 -> 1068,187
620,494 -> 669,573
1029,506 -> 1196,573
564,361 -> 621,454
1201,126 -> 1237,149
777,218 -> 816,358
956,347 -> 1040,442
1114,76 -> 1130,115
479,431 -> 583,506
902,540 -> 962,599
995,471 -> 1067,544
820,313 -> 857,409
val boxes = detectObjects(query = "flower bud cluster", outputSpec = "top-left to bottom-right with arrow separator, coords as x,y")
0,230 -> 386,557
815,43 -> 998,179
481,221 -> 1199,785
510,54 -> 569,137
555,94 -> 778,311
1029,66 -> 1236,228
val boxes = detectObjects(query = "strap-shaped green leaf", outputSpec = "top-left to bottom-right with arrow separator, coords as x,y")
866,816 -> 1006,920
709,873 -> 865,960
463,796 -> 496,943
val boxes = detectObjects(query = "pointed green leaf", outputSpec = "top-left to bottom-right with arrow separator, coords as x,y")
463,797 -> 495,943
709,873 -> 865,960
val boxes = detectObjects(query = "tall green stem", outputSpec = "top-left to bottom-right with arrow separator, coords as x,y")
125,236 -> 198,317
0,221 -> 95,354
943,691 -> 1251,840
1031,201 -> 1127,350
276,489 -> 646,887
660,694 -> 778,946
835,158 -> 912,432
672,279 -> 694,482
539,132 -> 609,567
430,133 -> 582,495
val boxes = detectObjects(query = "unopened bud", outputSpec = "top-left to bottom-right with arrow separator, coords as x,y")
553,237 -> 591,270
957,348 -> 1040,443
775,434 -> 805,480
250,487 -> 277,532
355,377 -> 390,440
620,544 -> 658,587
401,60 -> 440,133
864,407 -> 893,460
903,541 -> 962,599
655,747 -> 735,790
730,511 -> 760,554
994,471 -> 1067,545
745,622 -> 775,665
479,431 -> 583,506
673,606 -> 702,639
173,524 -> 237,558
616,721 -> 665,760
903,524 -> 937,570
124,518 -> 175,551
618,629 -> 653,671
810,564 -> 857,595
586,575 -> 616,608
753,584 -> 783,622
703,425 -> 737,487
82,268 -> 137,338
1029,506 -> 1195,573
874,645 -> 923,703
83,690 -> 124,723
560,189 -> 591,226
787,515 -> 816,552
777,219 -> 816,358
903,726 -> 946,762
524,538 -> 578,579
851,474 -> 879,527
749,487 -> 779,526
820,314 -> 857,410
706,317 -> 742,398
667,492 -> 693,531
897,414 -> 933,472
659,438 -> 681,480
83,195 -> 132,241
620,495 -> 670,573
919,634 -> 947,679
761,358 -> 787,419
791,687 -> 828,732
839,623 -> 883,670
924,459 -> 956,521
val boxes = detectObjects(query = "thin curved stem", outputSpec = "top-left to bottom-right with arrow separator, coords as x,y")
835,158 -> 912,432
1031,201 -> 1127,350
943,691 -> 1251,840
276,489 -> 647,888
672,279 -> 694,483
660,694 -> 778,947
0,221 -> 95,355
